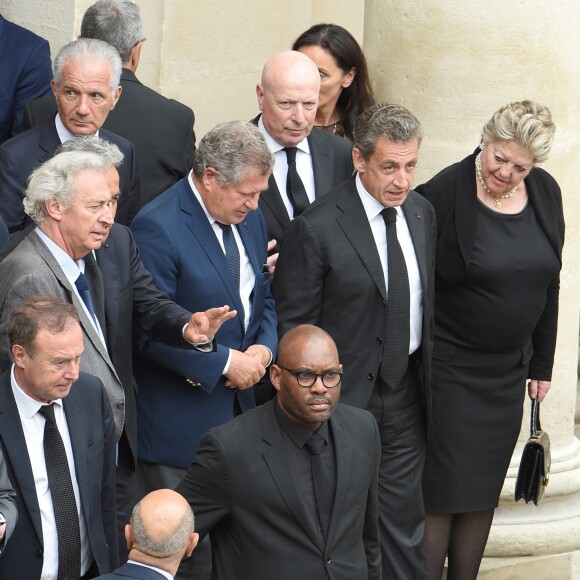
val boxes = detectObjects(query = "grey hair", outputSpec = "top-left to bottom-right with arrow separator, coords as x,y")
81,0 -> 143,64
130,501 -> 195,559
24,141 -> 121,223
481,100 -> 555,164
54,38 -> 122,94
192,121 -> 274,185
353,102 -> 423,160
56,135 -> 124,167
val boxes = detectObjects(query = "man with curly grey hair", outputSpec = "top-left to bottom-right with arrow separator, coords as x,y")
0,37 -> 141,234
130,120 -> 277,578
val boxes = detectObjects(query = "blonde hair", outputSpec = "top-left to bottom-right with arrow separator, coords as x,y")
481,100 -> 555,164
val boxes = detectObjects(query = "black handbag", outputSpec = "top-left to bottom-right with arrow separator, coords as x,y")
515,397 -> 550,505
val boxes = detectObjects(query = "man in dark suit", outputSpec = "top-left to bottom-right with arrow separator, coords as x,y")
96,489 -> 199,580
0,296 -> 117,579
0,37 -> 141,234
254,50 -> 353,250
0,136 -> 235,563
131,121 -> 277,578
176,324 -> 381,580
23,0 -> 196,207
274,103 -> 436,580
0,447 -> 17,554
0,14 -> 52,144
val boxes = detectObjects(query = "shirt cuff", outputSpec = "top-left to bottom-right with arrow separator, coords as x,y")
222,349 -> 232,375
182,323 -> 213,350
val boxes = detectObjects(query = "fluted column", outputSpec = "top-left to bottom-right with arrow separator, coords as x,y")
362,1 -> 580,576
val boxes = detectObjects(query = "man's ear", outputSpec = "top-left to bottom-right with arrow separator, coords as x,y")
185,532 -> 199,557
125,523 -> 134,550
269,364 -> 282,392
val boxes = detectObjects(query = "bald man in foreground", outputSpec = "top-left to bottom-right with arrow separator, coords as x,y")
177,324 -> 381,580
96,489 -> 198,580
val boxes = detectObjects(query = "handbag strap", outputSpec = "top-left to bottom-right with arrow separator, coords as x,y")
530,397 -> 541,437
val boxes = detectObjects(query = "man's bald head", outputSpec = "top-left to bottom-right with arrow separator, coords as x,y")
257,51 -> 321,148
277,324 -> 337,366
126,489 -> 198,571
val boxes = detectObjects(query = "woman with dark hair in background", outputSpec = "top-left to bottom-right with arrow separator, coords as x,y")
292,23 -> 375,141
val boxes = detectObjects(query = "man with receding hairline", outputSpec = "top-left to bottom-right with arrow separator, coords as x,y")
95,489 -> 199,580
254,51 -> 353,252
177,324 -> 381,580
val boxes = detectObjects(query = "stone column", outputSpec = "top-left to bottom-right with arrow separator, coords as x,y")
362,1 -> 580,576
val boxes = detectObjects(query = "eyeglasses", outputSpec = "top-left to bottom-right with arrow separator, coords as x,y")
278,365 -> 342,388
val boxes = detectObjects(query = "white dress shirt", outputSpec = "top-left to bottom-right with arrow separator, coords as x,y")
355,174 -> 423,353
258,117 -> 315,219
11,366 -> 92,579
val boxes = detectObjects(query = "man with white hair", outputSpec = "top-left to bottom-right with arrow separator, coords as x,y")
0,37 -> 141,234
24,0 -> 196,206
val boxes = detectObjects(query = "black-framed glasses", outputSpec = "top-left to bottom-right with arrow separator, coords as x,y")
278,365 -> 342,388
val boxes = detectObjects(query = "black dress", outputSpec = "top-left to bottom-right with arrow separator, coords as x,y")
416,149 -> 564,513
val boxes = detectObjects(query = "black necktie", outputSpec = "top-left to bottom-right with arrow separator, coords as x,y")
305,431 -> 333,539
38,404 -> 82,580
83,252 -> 106,338
380,207 -> 410,388
284,147 -> 310,216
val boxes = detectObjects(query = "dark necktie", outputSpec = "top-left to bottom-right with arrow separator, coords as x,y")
305,431 -> 333,539
75,271 -> 98,327
217,222 -> 241,290
38,404 -> 82,580
284,147 -> 310,216
83,252 -> 106,338
380,207 -> 410,388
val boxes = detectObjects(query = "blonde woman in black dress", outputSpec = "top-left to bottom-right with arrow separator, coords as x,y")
416,100 -> 563,580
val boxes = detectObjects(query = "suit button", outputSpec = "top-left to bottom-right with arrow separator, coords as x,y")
116,401 -> 125,408
376,337 -> 383,344
367,373 -> 375,381
36,549 -> 43,557
325,558 -> 331,564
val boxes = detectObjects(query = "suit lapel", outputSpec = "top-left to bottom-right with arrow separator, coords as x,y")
38,117 -> 62,157
260,173 -> 290,232
179,184 -> 246,330
325,409 -> 353,548
309,130 -> 333,198
335,179 -> 387,300
29,232 -> 120,380
261,403 -> 323,550
402,192 -> 428,294
0,376 -> 44,544
63,387 -> 90,528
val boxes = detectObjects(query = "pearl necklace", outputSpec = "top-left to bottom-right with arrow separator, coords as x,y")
475,152 -> 517,208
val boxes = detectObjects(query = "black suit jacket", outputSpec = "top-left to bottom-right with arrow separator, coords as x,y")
0,370 -> 117,578
274,176 -> 436,438
252,115 -> 353,245
23,69 -> 195,206
0,116 -> 141,233
177,400 -> 381,580
416,148 -> 565,380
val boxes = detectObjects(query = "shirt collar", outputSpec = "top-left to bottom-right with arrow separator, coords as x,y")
35,227 -> 84,283
11,364 -> 64,420
355,173 -> 405,222
274,399 -> 330,448
126,561 -> 173,580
